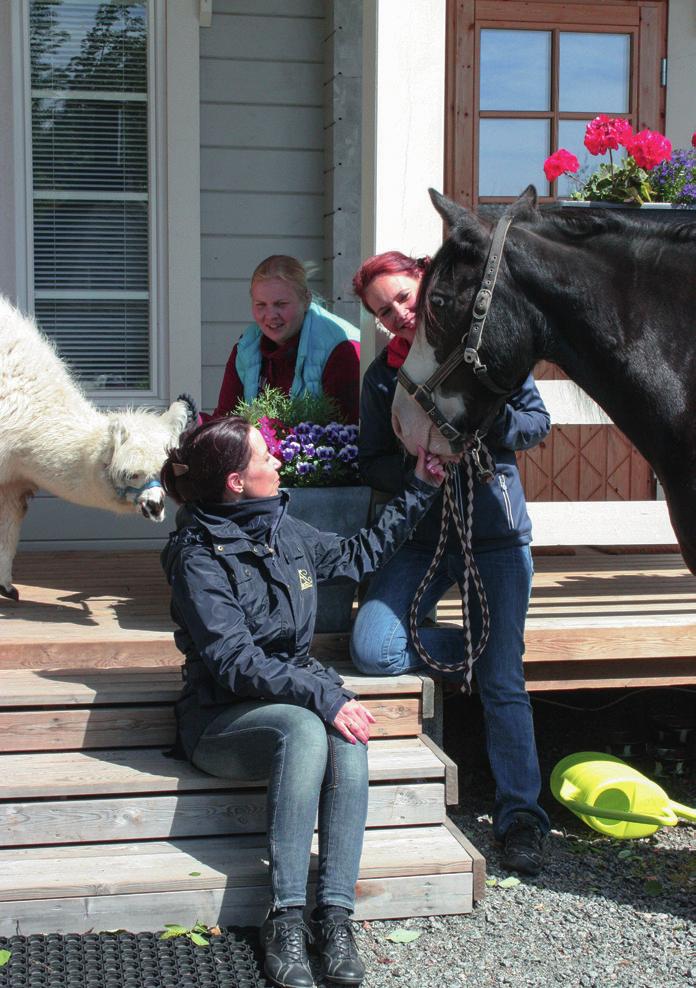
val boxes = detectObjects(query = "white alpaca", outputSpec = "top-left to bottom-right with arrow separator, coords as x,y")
0,295 -> 194,599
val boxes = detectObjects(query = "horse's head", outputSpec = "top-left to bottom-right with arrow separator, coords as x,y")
392,187 -> 540,456
103,397 -> 194,520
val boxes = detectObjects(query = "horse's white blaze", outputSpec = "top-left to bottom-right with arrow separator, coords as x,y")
392,332 -> 467,455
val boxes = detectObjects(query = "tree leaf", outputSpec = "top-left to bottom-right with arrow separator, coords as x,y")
189,932 -> 210,947
160,925 -> 188,939
485,877 -> 498,887
0,951 -> 10,967
385,928 -> 422,943
499,876 -> 521,889
189,871 -> 201,877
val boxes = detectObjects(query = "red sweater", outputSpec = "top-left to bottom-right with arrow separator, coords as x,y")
210,334 -> 360,423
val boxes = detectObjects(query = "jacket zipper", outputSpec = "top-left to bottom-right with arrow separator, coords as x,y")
497,474 -> 514,529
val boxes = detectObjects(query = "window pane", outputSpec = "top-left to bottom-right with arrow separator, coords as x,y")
479,119 -> 550,197
480,30 -> 551,111
30,1 -> 147,93
29,0 -> 150,392
559,33 -> 631,113
33,99 -> 148,191
34,202 -> 148,291
35,299 -> 150,390
556,119 -> 628,197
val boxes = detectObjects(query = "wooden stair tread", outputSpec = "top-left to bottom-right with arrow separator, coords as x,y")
0,666 -> 426,706
0,784 -> 447,846
0,698 -> 422,751
0,738 -> 448,798
0,826 -> 473,901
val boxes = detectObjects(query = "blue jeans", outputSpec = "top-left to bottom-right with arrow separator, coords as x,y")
191,701 -> 369,911
350,542 -> 549,839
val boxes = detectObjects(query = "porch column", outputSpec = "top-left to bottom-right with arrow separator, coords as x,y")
359,0 -> 447,373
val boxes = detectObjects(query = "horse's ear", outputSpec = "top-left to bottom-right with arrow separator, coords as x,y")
506,185 -> 538,220
429,188 -> 488,253
429,189 -> 466,229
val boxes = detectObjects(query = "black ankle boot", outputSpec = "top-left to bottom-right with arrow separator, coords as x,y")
260,910 -> 315,988
310,907 -> 365,985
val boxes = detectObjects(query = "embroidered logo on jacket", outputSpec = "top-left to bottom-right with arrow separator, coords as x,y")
298,569 -> 314,590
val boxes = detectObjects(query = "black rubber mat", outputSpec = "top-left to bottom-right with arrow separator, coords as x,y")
0,929 -> 271,988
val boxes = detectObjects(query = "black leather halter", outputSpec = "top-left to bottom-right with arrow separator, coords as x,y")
397,213 -> 515,452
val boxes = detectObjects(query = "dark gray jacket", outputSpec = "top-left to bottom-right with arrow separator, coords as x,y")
161,479 -> 437,758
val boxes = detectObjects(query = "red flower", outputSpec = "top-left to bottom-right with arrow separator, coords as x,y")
543,149 -> 580,182
584,115 -> 633,156
623,129 -> 672,171
692,132 -> 696,148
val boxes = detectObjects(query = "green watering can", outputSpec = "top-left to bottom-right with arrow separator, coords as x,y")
550,751 -> 696,839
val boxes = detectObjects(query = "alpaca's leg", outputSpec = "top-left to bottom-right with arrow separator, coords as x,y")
0,483 -> 35,600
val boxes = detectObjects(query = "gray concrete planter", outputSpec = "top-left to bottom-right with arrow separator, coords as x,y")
284,485 -> 372,633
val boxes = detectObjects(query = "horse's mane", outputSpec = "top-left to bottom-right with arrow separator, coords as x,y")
530,205 -> 696,246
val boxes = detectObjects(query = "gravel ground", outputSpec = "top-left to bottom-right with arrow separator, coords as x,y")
345,687 -> 696,988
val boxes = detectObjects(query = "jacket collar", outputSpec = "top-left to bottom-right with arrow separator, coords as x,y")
179,491 -> 289,542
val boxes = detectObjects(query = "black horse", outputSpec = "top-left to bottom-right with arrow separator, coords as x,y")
391,187 -> 696,573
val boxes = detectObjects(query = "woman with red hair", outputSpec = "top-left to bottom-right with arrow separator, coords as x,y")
351,250 -> 551,877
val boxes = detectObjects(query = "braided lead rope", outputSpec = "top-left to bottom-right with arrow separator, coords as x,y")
408,444 -> 496,692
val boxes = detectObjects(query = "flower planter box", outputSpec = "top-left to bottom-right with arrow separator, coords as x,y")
284,484 -> 372,633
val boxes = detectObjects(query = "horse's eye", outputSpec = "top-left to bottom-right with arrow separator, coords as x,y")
430,293 -> 446,309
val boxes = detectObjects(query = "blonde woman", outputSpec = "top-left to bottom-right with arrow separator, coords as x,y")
210,255 -> 360,423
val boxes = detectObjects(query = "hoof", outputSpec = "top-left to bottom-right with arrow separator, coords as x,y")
0,584 -> 19,601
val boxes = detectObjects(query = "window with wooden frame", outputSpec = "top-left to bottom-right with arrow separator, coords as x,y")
446,0 -> 667,207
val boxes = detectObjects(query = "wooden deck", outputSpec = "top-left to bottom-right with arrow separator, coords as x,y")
3,548 -> 695,688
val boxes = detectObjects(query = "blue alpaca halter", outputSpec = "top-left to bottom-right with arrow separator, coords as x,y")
115,478 -> 162,500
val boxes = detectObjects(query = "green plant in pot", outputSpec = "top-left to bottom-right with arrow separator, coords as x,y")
233,387 -> 359,488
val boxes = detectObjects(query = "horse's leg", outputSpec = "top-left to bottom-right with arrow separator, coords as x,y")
0,483 -> 36,600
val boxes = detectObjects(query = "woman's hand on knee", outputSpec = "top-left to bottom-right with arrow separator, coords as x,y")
333,699 -> 375,745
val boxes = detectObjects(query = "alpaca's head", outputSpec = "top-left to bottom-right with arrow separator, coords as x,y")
103,398 -> 193,521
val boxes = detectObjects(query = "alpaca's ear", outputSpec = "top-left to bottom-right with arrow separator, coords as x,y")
166,398 -> 194,438
103,417 -> 129,466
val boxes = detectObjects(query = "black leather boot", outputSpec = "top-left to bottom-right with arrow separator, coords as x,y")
260,911 -> 315,988
310,906 -> 365,985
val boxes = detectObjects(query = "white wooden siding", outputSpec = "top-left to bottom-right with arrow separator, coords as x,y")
200,0 -> 327,413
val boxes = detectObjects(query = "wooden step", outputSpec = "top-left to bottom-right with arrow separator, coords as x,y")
0,738 -> 458,847
0,825 -> 476,934
0,784 -> 447,846
0,737 -> 453,799
1,667 -> 430,704
0,698 -> 422,751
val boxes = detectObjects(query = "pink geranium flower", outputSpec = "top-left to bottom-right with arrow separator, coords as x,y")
584,115 -> 633,156
544,149 -> 580,182
623,129 -> 672,171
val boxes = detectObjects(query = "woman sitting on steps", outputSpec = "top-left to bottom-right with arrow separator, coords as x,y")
160,415 -> 445,988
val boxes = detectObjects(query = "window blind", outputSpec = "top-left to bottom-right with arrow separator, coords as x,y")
30,0 -> 151,391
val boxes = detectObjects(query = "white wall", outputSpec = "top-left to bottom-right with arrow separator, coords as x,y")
360,0 -> 446,369
199,0 -> 327,413
665,0 -> 696,146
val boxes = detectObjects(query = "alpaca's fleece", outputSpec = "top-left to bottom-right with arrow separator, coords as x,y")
0,295 -> 192,597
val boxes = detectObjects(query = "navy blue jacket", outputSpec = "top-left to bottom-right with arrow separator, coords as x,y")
161,480 -> 438,758
359,351 -> 550,552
